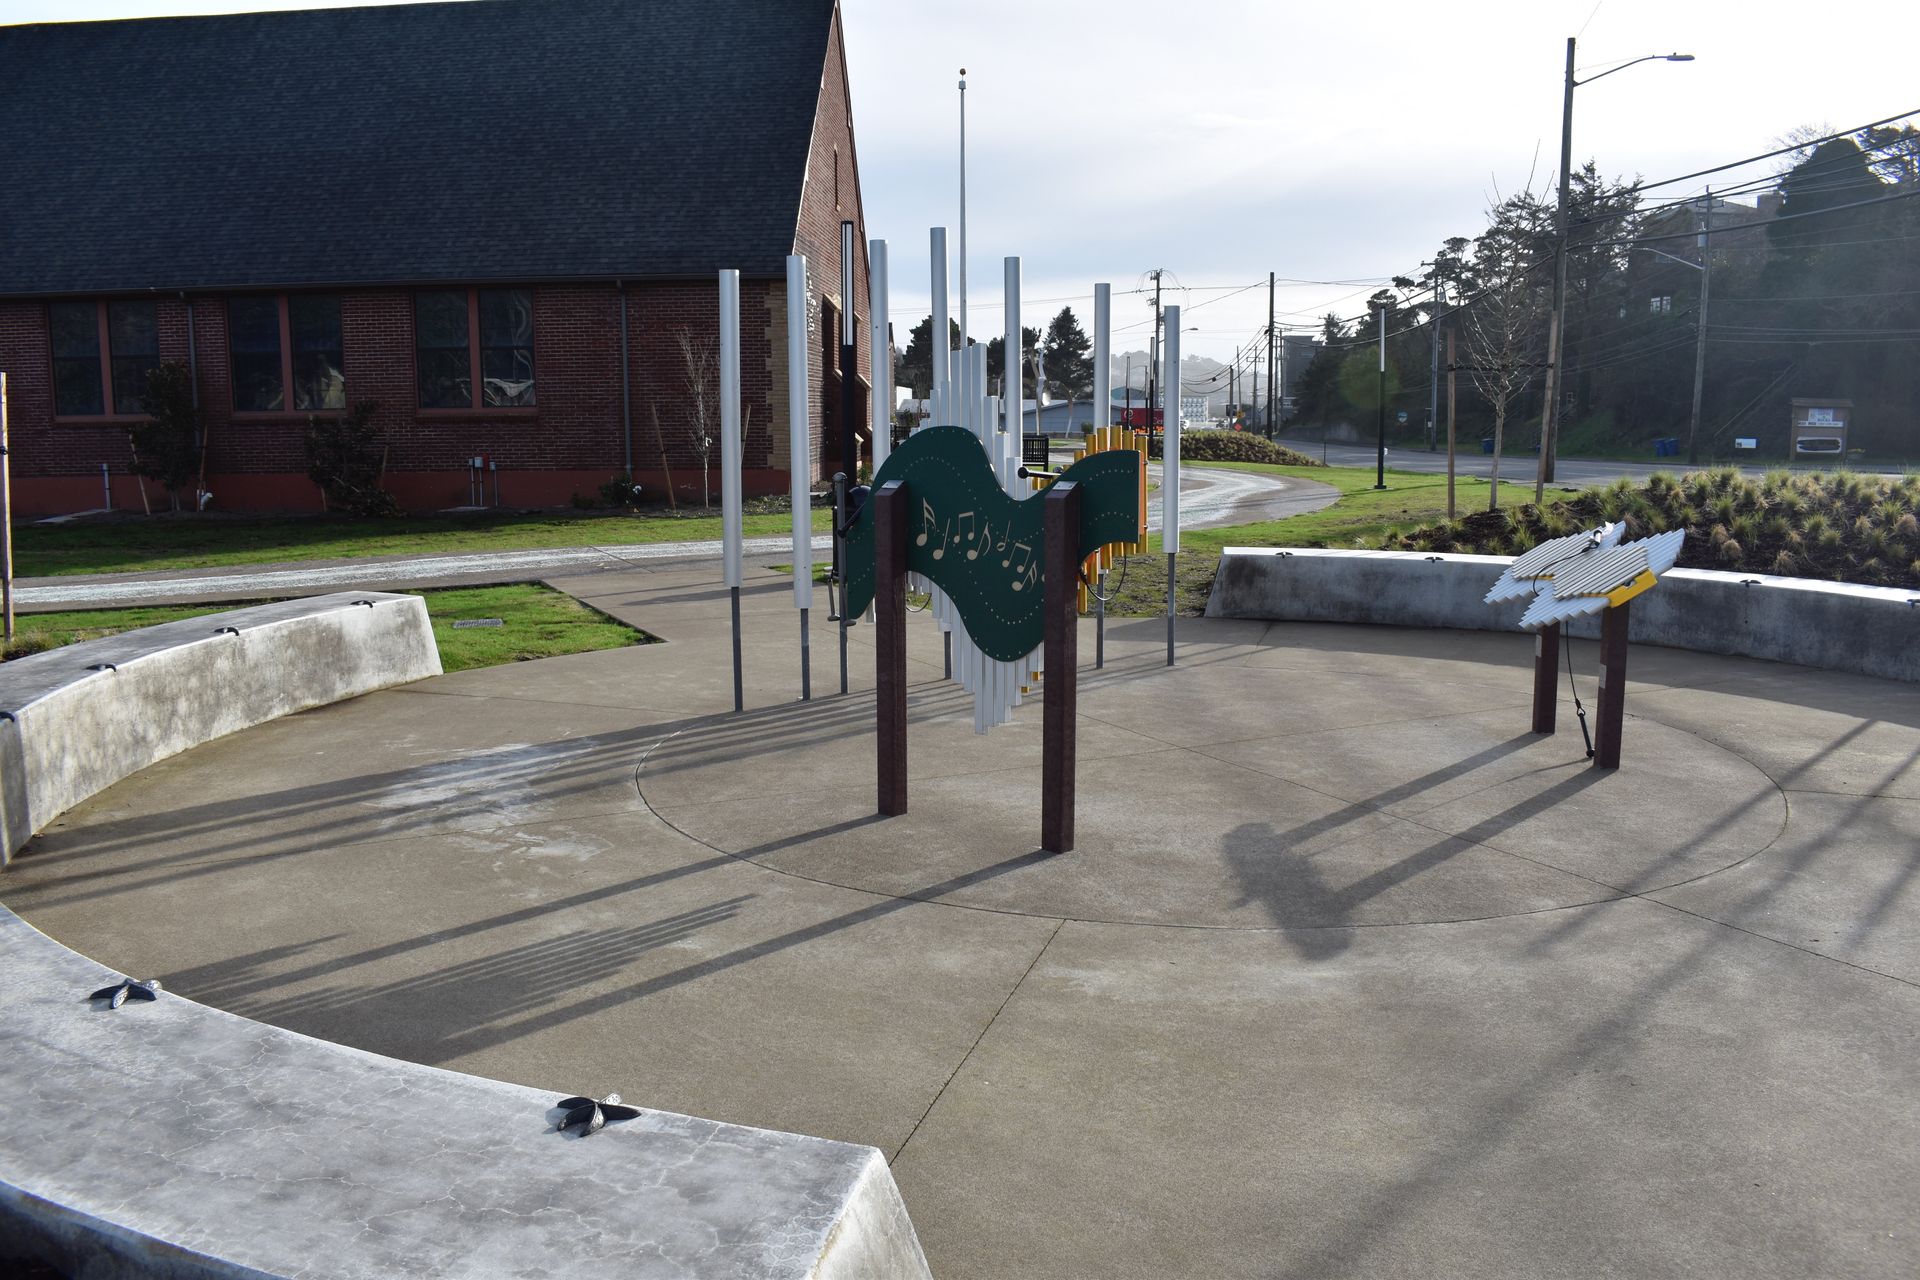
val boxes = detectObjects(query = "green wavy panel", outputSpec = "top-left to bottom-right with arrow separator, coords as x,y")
844,427 -> 1142,662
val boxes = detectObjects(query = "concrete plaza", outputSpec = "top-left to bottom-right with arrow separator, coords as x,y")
3,565 -> 1916,1278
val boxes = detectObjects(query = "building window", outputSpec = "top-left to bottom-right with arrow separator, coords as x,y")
1649,295 -> 1673,314
291,296 -> 345,411
49,299 -> 157,417
415,288 -> 535,410
230,295 -> 344,413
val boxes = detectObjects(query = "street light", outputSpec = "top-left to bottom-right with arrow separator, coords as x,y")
1536,40 -> 1693,501
1372,298 -> 1389,489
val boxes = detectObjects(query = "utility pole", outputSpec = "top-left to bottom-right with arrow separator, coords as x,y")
1230,346 -> 1238,422
1686,186 -> 1713,465
1147,269 -> 1164,443
1426,267 -> 1442,452
1536,36 -> 1577,504
1446,326 -> 1458,519
1266,271 -> 1277,438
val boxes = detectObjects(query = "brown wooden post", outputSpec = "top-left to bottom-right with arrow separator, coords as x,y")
874,480 -> 909,815
1531,622 -> 1559,734
1042,481 -> 1081,853
1593,601 -> 1630,769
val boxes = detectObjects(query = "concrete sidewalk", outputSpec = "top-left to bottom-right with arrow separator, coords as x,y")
16,464 -> 1336,611
3,567 -> 1916,1278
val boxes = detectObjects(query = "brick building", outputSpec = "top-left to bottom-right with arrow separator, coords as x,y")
0,0 -> 871,514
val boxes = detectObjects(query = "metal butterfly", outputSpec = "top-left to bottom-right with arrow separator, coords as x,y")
89,978 -> 162,1008
554,1092 -> 641,1137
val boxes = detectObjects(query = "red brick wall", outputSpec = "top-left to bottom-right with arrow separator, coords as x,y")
0,281 -> 805,515
0,2 -> 874,516
790,0 -> 872,480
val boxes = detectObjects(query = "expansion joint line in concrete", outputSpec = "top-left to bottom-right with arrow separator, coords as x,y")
890,917 -> 1066,1167
1638,893 -> 1920,993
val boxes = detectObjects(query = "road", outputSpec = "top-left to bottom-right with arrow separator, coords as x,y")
1280,436 -> 1908,485
16,464 -> 1337,610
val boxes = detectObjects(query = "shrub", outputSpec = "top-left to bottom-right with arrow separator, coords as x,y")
1382,467 -> 1919,590
599,473 -> 645,508
129,361 -> 203,504
1145,430 -> 1320,466
304,399 -> 398,516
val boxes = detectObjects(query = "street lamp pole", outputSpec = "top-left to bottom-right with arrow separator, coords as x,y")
1535,37 -> 1578,504
1536,39 -> 1694,503
1374,303 -> 1387,490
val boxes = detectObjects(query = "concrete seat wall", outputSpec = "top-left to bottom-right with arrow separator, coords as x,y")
0,905 -> 932,1279
1206,548 -> 1920,683
0,593 -> 935,1278
0,592 -> 445,865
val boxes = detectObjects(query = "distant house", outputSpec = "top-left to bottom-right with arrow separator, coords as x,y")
0,0 -> 871,514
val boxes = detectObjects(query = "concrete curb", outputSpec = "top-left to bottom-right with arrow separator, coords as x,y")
1206,548 -> 1920,683
0,592 -> 445,866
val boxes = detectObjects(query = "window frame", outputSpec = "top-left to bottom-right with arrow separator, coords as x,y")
414,287 -> 537,416
228,293 -> 345,418
48,299 -> 159,424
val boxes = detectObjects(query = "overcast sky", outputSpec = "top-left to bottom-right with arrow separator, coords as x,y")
9,0 -> 1912,362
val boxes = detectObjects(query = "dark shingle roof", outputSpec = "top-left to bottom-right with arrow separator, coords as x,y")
0,0 -> 835,295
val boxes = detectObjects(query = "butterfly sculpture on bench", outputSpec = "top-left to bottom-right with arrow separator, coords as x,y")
553,1093 -> 642,1138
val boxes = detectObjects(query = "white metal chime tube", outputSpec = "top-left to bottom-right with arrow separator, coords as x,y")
1094,283 -> 1112,429
930,228 -> 951,427
719,271 -> 743,590
870,239 -> 891,471
1004,257 -> 1021,440
787,255 -> 814,611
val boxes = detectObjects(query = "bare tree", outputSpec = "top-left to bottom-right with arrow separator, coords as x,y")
677,328 -> 719,509
1461,190 -> 1551,510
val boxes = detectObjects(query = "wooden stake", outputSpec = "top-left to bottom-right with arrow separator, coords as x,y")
130,441 -> 152,516
650,403 -> 677,511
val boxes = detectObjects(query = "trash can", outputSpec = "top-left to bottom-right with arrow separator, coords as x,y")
1480,438 -> 1495,455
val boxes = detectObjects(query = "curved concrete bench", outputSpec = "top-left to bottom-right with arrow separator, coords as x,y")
0,596 -> 933,1277
1207,548 -> 1920,683
0,905 -> 930,1279
0,592 -> 444,866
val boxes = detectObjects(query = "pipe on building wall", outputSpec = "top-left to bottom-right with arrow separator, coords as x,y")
617,280 -> 633,474
182,293 -> 198,409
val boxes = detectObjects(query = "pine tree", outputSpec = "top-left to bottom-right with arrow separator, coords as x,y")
898,315 -> 961,398
1041,307 -> 1093,403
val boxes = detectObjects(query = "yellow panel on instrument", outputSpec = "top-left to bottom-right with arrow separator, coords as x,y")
1605,568 -> 1658,608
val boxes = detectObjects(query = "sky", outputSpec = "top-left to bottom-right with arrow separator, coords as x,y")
8,0 -> 1913,366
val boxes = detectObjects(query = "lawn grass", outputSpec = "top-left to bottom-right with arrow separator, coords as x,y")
0,583 -> 650,673
1101,464 -> 1493,616
13,505 -> 833,579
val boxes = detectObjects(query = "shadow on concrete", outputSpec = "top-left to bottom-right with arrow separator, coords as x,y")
0,688 -> 963,912
213,844 -> 1059,1067
228,899 -> 756,1048
1224,746 -> 1604,961
165,855 -> 741,1010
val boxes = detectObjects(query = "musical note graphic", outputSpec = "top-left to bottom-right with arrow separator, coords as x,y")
954,511 -> 977,551
1006,541 -> 1036,591
914,499 -> 936,549
968,520 -> 991,561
